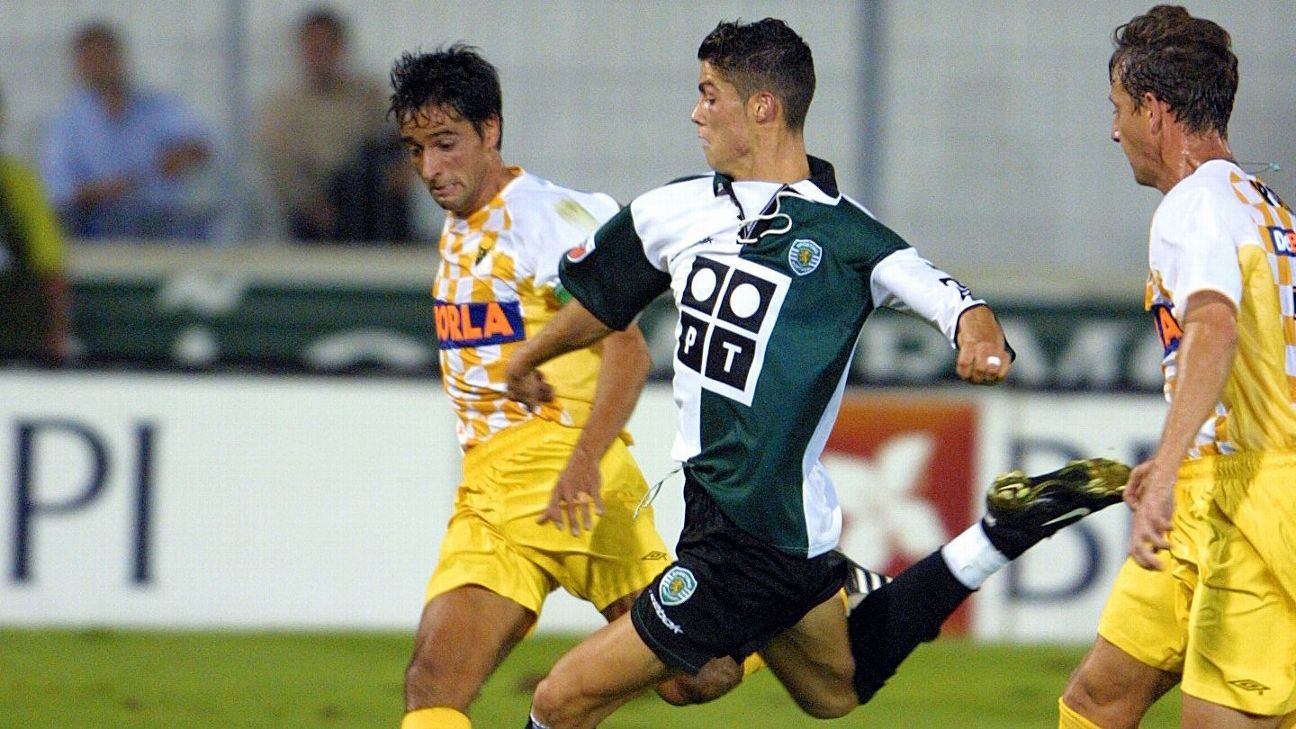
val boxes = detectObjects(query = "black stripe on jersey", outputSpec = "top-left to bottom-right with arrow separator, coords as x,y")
559,206 -> 670,330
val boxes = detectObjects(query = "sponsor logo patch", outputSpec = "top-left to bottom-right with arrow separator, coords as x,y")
1268,225 -> 1296,257
433,299 -> 525,349
787,239 -> 822,275
675,255 -> 789,405
658,566 -> 698,606
565,237 -> 596,263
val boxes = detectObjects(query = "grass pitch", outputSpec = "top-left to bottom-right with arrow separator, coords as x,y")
0,628 -> 1183,727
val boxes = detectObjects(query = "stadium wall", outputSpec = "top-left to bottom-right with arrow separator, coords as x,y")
0,370 -> 1161,642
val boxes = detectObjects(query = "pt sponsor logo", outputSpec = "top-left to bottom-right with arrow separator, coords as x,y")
675,255 -> 789,405
658,565 -> 698,606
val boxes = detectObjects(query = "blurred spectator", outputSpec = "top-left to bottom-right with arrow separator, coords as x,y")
1,84 -> 70,364
258,7 -> 407,243
38,22 -> 215,241
328,133 -> 415,243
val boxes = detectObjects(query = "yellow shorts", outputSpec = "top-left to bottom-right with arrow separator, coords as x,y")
425,417 -> 671,615
1099,450 -> 1296,716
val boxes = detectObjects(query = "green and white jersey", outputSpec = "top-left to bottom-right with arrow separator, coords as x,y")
560,157 -> 984,557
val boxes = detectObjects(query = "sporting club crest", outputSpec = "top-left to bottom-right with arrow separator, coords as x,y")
658,566 -> 698,606
788,239 -> 822,275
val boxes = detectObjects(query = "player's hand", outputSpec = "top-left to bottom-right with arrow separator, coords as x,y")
1125,459 -> 1174,570
954,307 -> 1010,385
540,447 -> 603,536
505,362 -> 554,410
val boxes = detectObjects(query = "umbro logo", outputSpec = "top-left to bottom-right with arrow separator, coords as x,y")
1040,507 -> 1091,527
642,551 -> 668,561
1229,679 -> 1270,695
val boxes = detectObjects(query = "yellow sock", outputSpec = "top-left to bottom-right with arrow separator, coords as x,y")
742,652 -> 765,678
1057,697 -> 1103,729
401,707 -> 471,729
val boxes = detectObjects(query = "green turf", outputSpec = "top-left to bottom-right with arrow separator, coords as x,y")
0,628 -> 1183,727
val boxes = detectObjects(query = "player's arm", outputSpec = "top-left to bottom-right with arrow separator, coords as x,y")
871,247 -> 1010,385
506,298 -> 614,409
1127,290 -> 1237,570
539,322 -> 652,535
509,204 -> 670,407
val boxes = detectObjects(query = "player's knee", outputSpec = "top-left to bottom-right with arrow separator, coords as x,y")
404,647 -> 472,710
531,673 -> 582,727
789,664 -> 857,719
1061,671 -> 1134,728
792,688 -> 857,720
656,657 -> 741,705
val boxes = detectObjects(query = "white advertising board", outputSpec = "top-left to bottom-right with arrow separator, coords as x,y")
0,371 -> 1167,641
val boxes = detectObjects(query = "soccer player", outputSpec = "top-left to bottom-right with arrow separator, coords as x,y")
1057,6 -> 1296,729
506,18 -> 1129,729
390,46 -> 744,729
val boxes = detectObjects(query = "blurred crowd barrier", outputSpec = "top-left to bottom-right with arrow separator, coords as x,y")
47,240 -> 1158,392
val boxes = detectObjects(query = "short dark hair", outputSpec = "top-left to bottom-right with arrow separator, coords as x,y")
300,6 -> 346,42
697,18 -> 815,131
388,43 -> 503,150
1110,5 -> 1237,136
73,21 -> 121,51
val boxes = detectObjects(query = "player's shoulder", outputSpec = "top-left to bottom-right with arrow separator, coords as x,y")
504,171 -> 620,228
631,173 -> 714,217
824,192 -> 911,252
1159,160 -> 1248,219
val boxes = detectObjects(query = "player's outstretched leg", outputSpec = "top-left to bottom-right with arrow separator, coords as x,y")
980,457 -> 1130,559
847,458 -> 1130,705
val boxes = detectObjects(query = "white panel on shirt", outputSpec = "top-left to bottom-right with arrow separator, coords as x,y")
1150,160 -> 1247,315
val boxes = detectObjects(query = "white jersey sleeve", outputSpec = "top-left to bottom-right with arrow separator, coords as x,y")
869,247 -> 986,346
1151,185 -> 1243,315
527,191 -> 620,290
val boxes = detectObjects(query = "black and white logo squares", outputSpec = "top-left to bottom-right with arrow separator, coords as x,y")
680,257 -> 728,314
675,255 -> 789,405
704,326 -> 756,388
676,311 -> 708,373
716,269 -> 776,333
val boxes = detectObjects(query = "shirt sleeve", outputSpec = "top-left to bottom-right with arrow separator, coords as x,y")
37,114 -> 79,206
558,205 -> 670,330
4,162 -> 65,273
869,247 -> 986,346
532,193 -> 619,291
1155,188 -> 1243,314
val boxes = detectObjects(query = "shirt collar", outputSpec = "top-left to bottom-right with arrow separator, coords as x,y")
712,155 -> 840,204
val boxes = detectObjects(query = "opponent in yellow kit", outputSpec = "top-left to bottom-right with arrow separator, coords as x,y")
389,45 -> 741,729
1060,8 -> 1296,728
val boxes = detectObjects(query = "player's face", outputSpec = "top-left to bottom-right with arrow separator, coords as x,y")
400,103 -> 502,217
1109,75 -> 1160,188
692,61 -> 755,176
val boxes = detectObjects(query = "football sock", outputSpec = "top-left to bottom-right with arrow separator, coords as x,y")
1057,697 -> 1104,728
742,652 -> 765,678
940,523 -> 1009,589
402,707 -> 471,729
524,711 -> 553,729
847,550 -> 972,704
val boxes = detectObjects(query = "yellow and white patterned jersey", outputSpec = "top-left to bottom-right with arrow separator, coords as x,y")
434,168 -> 620,450
1144,159 -> 1296,457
